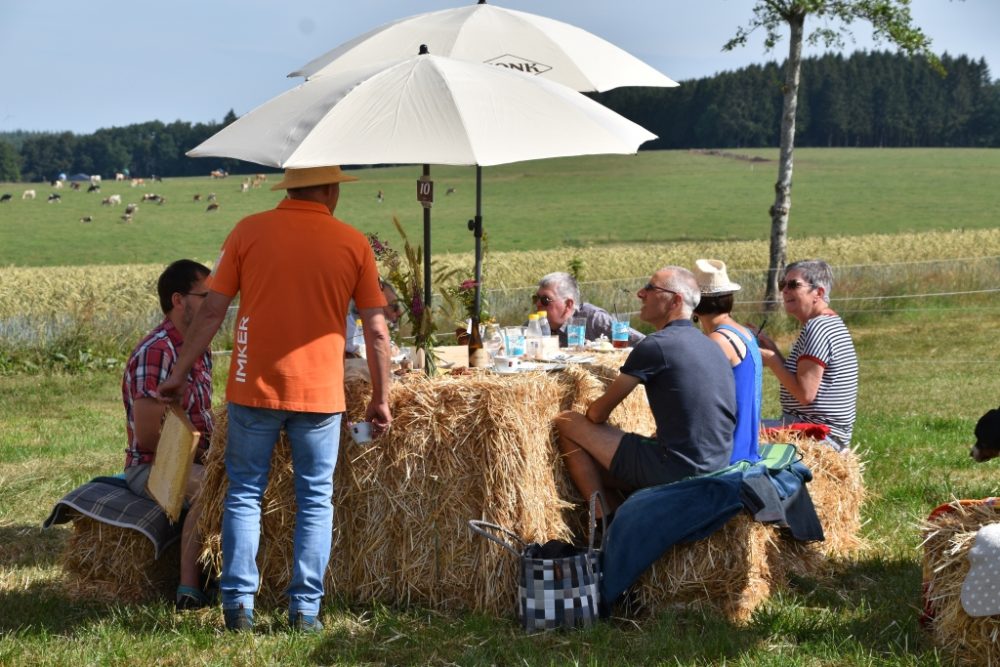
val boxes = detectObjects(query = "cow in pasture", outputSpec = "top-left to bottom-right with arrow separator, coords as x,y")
141,193 -> 161,202
22,189 -> 36,200
90,175 -> 102,186
210,169 -> 228,179
207,192 -> 217,202
120,213 -> 133,223
80,215 -> 93,223
70,182 -> 81,191
101,194 -> 122,206
52,180 -> 63,189
157,196 -> 167,206
124,203 -> 139,215
240,182 -> 250,193
193,193 -> 203,202
87,183 -> 100,193
115,172 -> 125,182
0,194 -> 11,203
206,202 -> 220,212
47,193 -> 62,203
970,408 -> 1000,463
445,187 -> 456,195
130,178 -> 145,187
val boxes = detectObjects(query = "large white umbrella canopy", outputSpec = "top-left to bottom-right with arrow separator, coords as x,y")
189,51 -> 656,336
188,53 -> 656,168
289,0 -> 678,93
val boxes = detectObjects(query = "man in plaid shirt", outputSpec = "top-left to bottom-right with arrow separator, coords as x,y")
122,259 -> 214,610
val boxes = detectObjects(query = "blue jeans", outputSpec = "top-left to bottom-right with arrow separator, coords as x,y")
222,403 -> 341,616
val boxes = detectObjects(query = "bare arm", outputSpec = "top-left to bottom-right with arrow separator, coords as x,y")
358,306 -> 393,434
132,397 -> 168,455
761,349 -> 825,406
586,373 -> 641,424
158,290 -> 232,401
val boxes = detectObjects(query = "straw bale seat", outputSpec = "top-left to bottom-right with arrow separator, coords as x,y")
921,500 -> 1000,666
60,517 -> 180,603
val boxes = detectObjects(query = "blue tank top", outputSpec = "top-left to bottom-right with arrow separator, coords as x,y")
716,324 -> 762,463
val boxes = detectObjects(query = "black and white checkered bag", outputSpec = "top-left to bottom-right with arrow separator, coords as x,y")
469,492 -> 606,631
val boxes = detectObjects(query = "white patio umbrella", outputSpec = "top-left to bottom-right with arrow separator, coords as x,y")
188,51 -> 656,315
289,1 -> 677,312
290,0 -> 679,93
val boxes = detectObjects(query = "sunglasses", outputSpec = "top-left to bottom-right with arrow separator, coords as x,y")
778,279 -> 814,291
532,294 -> 557,306
641,282 -> 677,296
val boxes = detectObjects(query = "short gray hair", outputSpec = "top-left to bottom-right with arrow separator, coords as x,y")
538,272 -> 580,307
785,260 -> 833,303
661,266 -> 700,318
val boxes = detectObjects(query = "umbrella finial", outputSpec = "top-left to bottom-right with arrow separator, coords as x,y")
418,44 -> 429,56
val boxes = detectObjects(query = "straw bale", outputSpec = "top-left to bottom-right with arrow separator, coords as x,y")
762,432 -> 867,577
200,369 -> 606,613
60,517 -> 179,603
624,514 -> 783,623
921,501 -> 1000,666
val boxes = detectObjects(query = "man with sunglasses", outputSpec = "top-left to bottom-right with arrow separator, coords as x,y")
122,259 -> 215,611
534,272 -> 644,348
554,267 -> 736,520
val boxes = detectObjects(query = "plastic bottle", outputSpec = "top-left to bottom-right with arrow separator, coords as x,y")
525,313 -> 544,360
537,311 -> 552,337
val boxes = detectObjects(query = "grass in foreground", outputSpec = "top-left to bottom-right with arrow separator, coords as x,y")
1,305 -> 998,665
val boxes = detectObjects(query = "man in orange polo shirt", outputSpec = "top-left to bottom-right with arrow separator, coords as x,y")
158,165 -> 392,633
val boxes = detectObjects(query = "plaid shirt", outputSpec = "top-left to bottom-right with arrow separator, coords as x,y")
122,319 -> 213,468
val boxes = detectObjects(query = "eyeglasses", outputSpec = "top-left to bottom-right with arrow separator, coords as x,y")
641,282 -> 677,296
532,294 -> 557,306
183,291 -> 209,298
778,279 -> 814,291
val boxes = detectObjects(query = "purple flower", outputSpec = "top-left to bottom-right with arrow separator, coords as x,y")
410,291 -> 424,319
460,279 -> 478,291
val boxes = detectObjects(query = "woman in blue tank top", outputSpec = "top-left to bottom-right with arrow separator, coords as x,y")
692,259 -> 762,463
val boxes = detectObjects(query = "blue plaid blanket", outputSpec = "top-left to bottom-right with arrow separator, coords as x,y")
42,476 -> 181,559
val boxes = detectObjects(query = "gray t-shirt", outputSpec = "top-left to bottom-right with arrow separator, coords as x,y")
620,319 -> 736,479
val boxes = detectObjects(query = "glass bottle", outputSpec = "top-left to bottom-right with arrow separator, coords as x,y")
468,316 -> 490,368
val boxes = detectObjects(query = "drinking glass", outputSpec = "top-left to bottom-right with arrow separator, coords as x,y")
611,316 -> 630,349
567,316 -> 587,349
484,323 -> 504,360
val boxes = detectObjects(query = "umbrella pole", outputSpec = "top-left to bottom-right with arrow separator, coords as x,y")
470,166 -> 484,317
422,164 -> 432,310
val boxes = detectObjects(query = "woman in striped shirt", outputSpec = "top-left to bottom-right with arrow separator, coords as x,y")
757,260 -> 858,451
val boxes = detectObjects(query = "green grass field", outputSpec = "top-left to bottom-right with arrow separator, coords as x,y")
1,148 -> 998,266
1,148 -> 999,665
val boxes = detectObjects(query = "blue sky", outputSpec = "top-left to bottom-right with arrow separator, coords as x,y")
2,0 -> 997,134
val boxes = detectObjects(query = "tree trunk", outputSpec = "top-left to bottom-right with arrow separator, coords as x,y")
764,11 -> 805,310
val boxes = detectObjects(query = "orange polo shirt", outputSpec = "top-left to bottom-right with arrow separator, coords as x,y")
211,198 -> 385,413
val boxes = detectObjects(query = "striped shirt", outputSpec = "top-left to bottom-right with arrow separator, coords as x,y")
779,313 -> 858,448
122,319 -> 213,468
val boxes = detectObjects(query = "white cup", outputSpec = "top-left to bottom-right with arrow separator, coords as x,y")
350,421 -> 373,444
493,355 -> 522,373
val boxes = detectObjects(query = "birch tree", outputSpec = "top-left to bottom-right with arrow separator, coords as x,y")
724,1 -> 941,307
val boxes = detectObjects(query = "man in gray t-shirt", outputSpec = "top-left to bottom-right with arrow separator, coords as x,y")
554,267 -> 736,519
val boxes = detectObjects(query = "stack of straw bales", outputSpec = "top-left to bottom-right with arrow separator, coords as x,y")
197,353 -> 866,623
61,518 -> 179,603
921,500 -> 1000,666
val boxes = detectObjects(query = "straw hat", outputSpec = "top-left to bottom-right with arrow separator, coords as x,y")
270,166 -> 359,191
694,259 -> 741,295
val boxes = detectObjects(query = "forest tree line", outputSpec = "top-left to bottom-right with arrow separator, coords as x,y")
1,50 -> 997,183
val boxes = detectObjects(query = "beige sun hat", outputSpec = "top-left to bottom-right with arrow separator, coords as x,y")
270,165 -> 359,191
694,259 -> 741,295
